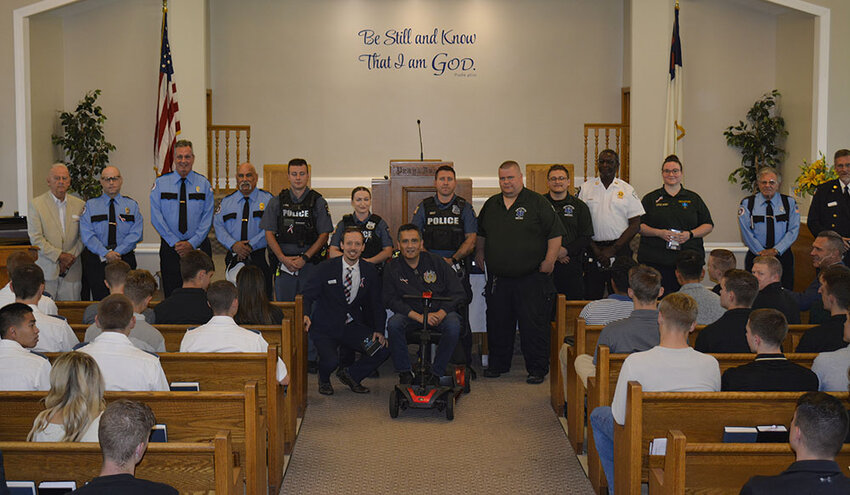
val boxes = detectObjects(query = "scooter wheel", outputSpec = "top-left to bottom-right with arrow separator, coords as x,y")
389,389 -> 400,418
445,394 -> 454,421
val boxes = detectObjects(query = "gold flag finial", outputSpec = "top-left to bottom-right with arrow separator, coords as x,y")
162,0 -> 167,13
675,0 -> 679,9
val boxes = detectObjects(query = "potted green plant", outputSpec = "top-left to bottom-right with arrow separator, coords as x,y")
52,89 -> 116,200
724,89 -> 787,192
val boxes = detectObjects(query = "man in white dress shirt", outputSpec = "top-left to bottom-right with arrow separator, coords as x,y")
180,280 -> 289,385
0,252 -> 58,315
85,270 -> 164,353
80,294 -> 169,391
0,303 -> 51,391
11,264 -> 77,353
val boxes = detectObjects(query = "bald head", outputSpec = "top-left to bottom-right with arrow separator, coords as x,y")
237,162 -> 258,196
100,166 -> 123,197
47,164 -> 70,199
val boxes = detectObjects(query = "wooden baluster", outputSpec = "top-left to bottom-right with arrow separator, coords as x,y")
246,128 -> 251,163
225,131 -> 231,192
583,129 -> 589,181
214,131 -> 220,193
236,131 -> 242,190
594,129 -> 600,177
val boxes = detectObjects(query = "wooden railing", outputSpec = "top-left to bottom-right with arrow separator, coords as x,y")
583,123 -> 630,182
208,124 -> 251,193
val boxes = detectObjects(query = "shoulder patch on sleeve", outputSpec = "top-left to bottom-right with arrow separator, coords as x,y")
738,206 -> 746,217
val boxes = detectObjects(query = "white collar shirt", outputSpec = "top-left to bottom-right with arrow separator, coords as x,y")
180,315 -> 288,383
79,332 -> 169,391
342,260 -> 361,303
0,284 -> 58,315
52,193 -> 67,233
83,313 -> 164,353
29,305 -> 78,353
0,339 -> 51,391
578,178 -> 645,242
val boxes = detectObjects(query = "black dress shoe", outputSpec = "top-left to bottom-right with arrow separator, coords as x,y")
398,371 -> 415,385
318,382 -> 334,395
483,369 -> 502,378
337,368 -> 370,394
526,374 -> 545,384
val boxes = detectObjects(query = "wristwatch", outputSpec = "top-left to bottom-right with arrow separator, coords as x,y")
300,253 -> 310,262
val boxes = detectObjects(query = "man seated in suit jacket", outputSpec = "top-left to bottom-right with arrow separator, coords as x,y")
302,227 -> 390,395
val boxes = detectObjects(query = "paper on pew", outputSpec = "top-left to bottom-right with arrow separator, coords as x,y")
649,437 -> 667,455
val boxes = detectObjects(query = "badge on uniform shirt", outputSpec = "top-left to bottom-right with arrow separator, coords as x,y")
563,205 -> 574,216
515,207 -> 527,220
196,185 -> 200,193
259,202 -> 265,210
452,204 -> 460,215
617,191 -> 624,199
828,201 -> 838,207
423,270 -> 437,283
679,200 -> 690,209
124,207 -> 130,215
327,279 -> 338,285
366,221 -> 375,230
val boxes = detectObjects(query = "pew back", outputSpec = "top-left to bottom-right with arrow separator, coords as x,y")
550,296 -> 592,415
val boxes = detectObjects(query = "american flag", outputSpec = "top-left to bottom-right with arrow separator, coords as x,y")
154,6 -> 180,176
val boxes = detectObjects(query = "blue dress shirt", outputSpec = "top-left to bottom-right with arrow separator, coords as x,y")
150,171 -> 214,248
214,188 -> 273,251
738,193 -> 800,255
80,193 -> 143,256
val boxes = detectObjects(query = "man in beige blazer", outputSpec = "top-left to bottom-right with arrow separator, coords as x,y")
27,164 -> 85,300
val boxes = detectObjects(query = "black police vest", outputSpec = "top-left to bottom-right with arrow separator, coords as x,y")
422,196 -> 466,251
342,213 -> 384,259
276,189 -> 321,247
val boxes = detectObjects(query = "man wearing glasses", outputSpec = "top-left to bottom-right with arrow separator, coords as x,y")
80,166 -> 144,300
544,165 -> 593,300
578,150 -> 645,299
738,166 -> 799,289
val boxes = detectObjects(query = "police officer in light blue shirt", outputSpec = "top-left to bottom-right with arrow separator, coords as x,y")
214,162 -> 274,296
738,166 -> 800,289
80,166 -> 144,300
150,139 -> 214,297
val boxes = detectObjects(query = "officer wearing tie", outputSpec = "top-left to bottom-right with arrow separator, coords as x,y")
80,166 -> 143,300
738,166 -> 800,289
808,149 -> 850,265
214,162 -> 274,296
150,139 -> 214,297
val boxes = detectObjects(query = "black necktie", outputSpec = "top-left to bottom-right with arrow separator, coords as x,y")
107,198 -> 117,249
241,197 -> 250,241
178,178 -> 188,234
765,201 -> 775,249
844,185 -> 850,203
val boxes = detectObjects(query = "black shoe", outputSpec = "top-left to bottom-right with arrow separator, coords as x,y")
399,371 -> 415,385
370,369 -> 380,378
307,360 -> 319,374
468,367 -> 478,380
526,374 -> 545,384
318,382 -> 334,395
483,369 -> 502,378
337,368 -> 370,394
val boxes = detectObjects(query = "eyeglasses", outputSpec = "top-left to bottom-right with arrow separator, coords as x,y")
662,169 -> 681,175
758,180 -> 777,186
102,176 -> 121,183
548,177 -> 568,182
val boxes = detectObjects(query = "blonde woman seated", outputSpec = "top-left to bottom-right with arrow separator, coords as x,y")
328,187 -> 393,267
27,351 -> 105,442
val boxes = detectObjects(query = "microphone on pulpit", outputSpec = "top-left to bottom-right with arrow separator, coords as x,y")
417,119 -> 424,161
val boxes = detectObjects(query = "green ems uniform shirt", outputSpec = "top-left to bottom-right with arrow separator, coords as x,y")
478,187 -> 565,278
638,187 -> 713,266
544,193 -> 594,251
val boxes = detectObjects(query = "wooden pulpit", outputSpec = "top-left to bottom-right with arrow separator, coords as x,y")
525,164 -> 575,195
263,164 -> 312,196
372,161 -> 472,242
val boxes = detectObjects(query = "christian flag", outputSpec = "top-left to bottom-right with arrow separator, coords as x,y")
154,5 -> 180,176
663,3 -> 685,157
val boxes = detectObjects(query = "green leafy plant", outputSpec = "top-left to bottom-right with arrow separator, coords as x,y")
724,89 -> 787,192
52,89 -> 116,200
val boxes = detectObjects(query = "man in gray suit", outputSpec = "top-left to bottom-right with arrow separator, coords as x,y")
27,164 -> 85,300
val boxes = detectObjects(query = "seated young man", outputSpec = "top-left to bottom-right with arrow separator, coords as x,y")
751,255 -> 801,324
812,292 -> 850,391
578,257 -> 636,325
674,250 -> 723,324
0,251 -> 57,315
83,261 -> 155,325
79,294 -> 169,391
707,248 -> 737,295
694,269 -> 759,353
11,264 -> 78,353
721,308 -> 818,391
796,265 -> 850,353
153,250 -> 214,325
741,392 -> 850,494
0,303 -> 51,391
85,270 -> 164,353
302,228 -> 389,395
589,293 -> 720,494
179,280 -> 289,385
73,399 -> 178,494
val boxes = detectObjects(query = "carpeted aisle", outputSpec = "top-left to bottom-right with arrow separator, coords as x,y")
280,357 -> 594,494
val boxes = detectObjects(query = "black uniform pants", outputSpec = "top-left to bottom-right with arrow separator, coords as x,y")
584,242 -> 632,300
81,248 -> 137,301
745,249 -> 795,290
311,322 -> 390,384
160,238 -> 212,298
553,257 -> 585,300
485,271 -> 555,376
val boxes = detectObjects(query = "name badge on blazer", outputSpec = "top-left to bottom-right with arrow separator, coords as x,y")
828,201 -> 838,207
327,279 -> 338,285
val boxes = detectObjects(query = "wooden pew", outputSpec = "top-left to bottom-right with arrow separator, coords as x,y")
55,300 -> 99,324
649,430 -> 850,494
585,348 -> 818,493
610,382 -> 849,495
1,431 -> 240,495
0,383 -> 266,495
272,297 -> 307,419
550,296 -> 592,416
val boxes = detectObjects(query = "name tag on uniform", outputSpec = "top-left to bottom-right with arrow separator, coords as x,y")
828,201 -> 838,207
327,279 -> 337,285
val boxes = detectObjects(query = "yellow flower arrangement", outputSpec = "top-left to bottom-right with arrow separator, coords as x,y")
794,153 -> 836,198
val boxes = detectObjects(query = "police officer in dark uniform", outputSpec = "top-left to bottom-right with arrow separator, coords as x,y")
808,149 -> 850,265
261,158 -> 333,302
214,162 -> 274,296
543,165 -> 593,300
475,161 -> 564,384
411,165 -> 478,370
80,166 -> 143,300
149,140 -> 214,298
328,187 -> 392,268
